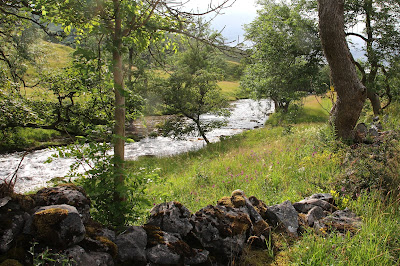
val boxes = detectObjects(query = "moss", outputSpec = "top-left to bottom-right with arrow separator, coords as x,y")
95,236 -> 118,258
166,240 -> 194,257
33,208 -> 69,241
11,194 -> 35,212
173,201 -> 183,209
217,196 -> 234,208
253,220 -> 270,237
231,189 -> 245,197
0,259 -> 23,266
231,195 -> 246,208
230,213 -> 252,235
143,225 -> 164,246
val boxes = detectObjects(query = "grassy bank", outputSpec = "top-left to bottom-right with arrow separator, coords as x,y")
125,96 -> 400,265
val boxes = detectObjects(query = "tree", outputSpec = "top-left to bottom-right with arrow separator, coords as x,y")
318,0 -> 367,140
240,0 -> 323,113
344,0 -> 400,115
160,34 -> 229,144
33,0 -> 234,199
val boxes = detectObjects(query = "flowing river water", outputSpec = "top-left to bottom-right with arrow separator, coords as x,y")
0,99 -> 274,193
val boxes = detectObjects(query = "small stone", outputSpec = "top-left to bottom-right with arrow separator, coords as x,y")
34,185 -> 91,223
265,200 -> 299,237
146,201 -> 193,236
293,198 -> 337,214
231,189 -> 245,197
146,244 -> 180,265
217,196 -> 234,208
306,193 -> 334,204
319,208 -> 362,234
306,206 -> 326,227
231,195 -> 246,208
115,226 -> 147,264
184,249 -> 209,265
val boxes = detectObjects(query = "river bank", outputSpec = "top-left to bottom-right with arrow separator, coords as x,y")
1,99 -> 274,194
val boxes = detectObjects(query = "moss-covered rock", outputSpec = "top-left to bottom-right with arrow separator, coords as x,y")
32,204 -> 85,248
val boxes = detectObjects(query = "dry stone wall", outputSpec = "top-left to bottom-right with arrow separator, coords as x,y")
0,184 -> 362,265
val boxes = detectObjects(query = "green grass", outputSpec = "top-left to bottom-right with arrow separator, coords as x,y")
217,80 -> 240,100
125,95 -> 400,265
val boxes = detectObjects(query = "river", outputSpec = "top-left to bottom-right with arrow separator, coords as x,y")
0,99 -> 274,193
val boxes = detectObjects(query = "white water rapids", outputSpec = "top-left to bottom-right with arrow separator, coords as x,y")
0,99 -> 274,193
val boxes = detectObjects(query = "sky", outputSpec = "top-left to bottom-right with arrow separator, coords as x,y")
182,0 -> 260,45
180,0 -> 365,58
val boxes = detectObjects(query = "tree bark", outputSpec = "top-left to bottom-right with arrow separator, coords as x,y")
113,0 -> 125,186
318,0 -> 366,140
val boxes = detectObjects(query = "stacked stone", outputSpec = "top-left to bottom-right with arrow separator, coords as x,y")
0,185 -> 362,265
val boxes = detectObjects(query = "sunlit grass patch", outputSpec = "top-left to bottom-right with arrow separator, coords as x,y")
217,80 -> 239,100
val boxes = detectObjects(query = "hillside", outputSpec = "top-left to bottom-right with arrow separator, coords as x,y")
125,97 -> 400,265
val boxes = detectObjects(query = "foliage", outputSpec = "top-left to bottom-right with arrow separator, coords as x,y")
240,0 -> 324,112
290,191 -> 400,265
29,242 -> 72,266
50,137 -> 159,226
334,131 -> 400,198
158,32 -> 230,144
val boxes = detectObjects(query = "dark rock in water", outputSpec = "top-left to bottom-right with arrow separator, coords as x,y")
305,206 -> 326,227
305,193 -> 334,205
146,201 -> 193,237
32,204 -> 85,248
317,208 -> 362,234
64,245 -> 114,266
115,226 -> 147,264
266,200 -> 299,237
191,204 -> 252,262
293,198 -> 337,214
34,185 -> 91,223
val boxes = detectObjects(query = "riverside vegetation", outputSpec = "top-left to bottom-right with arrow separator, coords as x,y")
2,94 -> 400,265
125,96 -> 400,265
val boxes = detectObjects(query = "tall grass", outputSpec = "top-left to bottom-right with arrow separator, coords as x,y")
125,95 -> 400,264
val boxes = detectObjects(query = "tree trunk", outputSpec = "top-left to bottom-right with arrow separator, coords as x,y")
195,119 -> 210,144
367,89 -> 381,115
113,0 -> 125,188
318,0 -> 366,140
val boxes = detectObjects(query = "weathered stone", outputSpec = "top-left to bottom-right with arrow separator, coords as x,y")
293,198 -> 337,214
305,193 -> 334,205
0,196 -> 11,209
34,185 -> 91,223
33,204 -> 85,248
0,211 -> 28,254
184,249 -> 210,265
355,123 -> 368,141
369,125 -> 379,137
266,200 -> 299,237
146,201 -> 192,236
115,226 -> 147,264
80,236 -> 118,258
87,252 -> 114,266
217,196 -> 234,208
64,245 -> 114,266
305,206 -> 326,227
248,196 -> 268,220
146,244 -> 180,265
191,205 -> 252,262
319,208 -> 362,234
